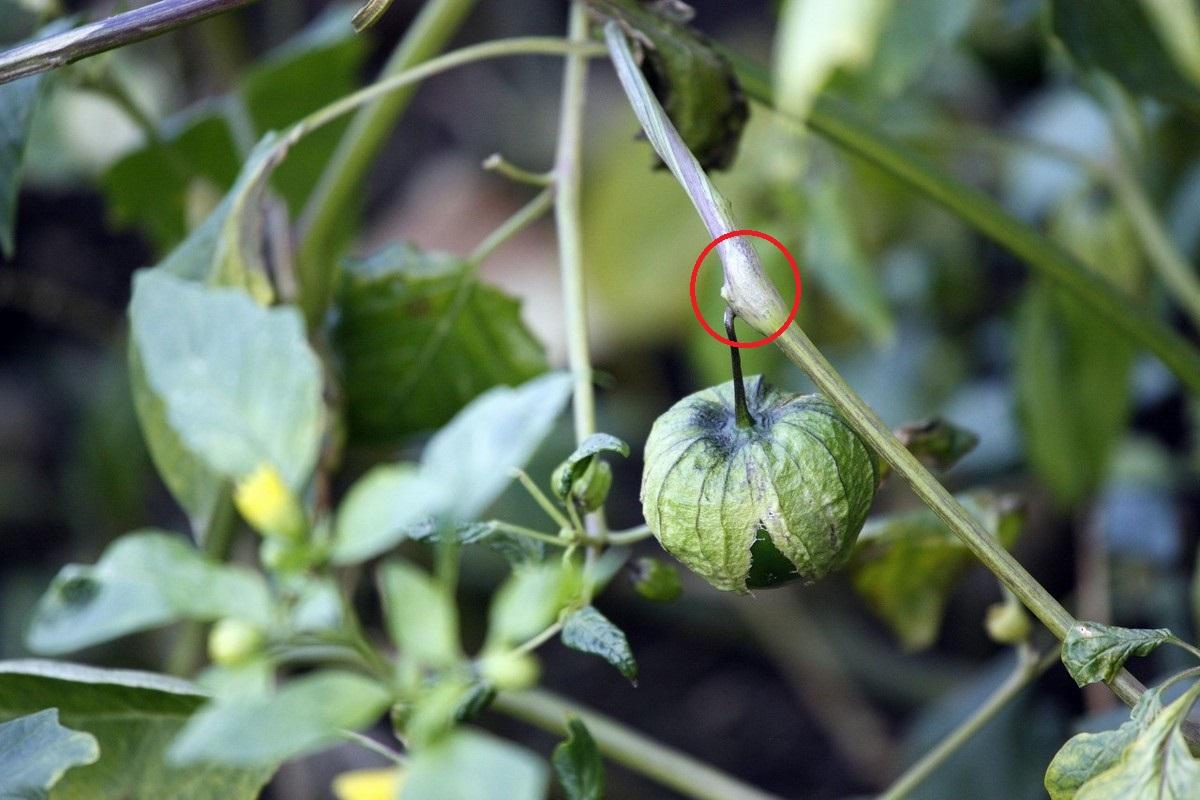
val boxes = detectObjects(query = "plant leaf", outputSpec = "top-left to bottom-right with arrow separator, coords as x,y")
1061,622 -> 1174,687
377,560 -> 460,667
331,464 -> 447,564
0,709 -> 98,799
410,520 -> 546,565
400,730 -> 548,800
803,174 -> 894,343
1014,280 -> 1133,506
130,270 -> 323,490
487,562 -> 581,649
1051,0 -> 1200,115
239,4 -> 367,215
0,660 -> 272,799
0,20 -> 68,257
552,717 -> 605,800
849,492 -> 1022,650
1073,681 -> 1200,799
333,243 -> 548,443
586,0 -> 748,170
561,606 -> 638,684
169,671 -> 391,767
772,0 -> 893,120
26,530 -> 272,655
551,433 -> 629,500
1045,716 -> 1145,799
101,106 -> 241,252
422,371 -> 572,523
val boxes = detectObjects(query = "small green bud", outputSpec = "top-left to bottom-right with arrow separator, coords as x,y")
985,600 -> 1032,645
479,651 -> 540,690
207,618 -> 265,666
574,461 -> 613,512
630,557 -> 683,602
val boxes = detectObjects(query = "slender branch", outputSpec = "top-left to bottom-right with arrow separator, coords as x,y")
296,0 -> 479,324
167,490 -> 236,676
493,689 -> 783,800
878,647 -> 1058,800
554,2 -> 597,447
0,0 -> 262,85
724,53 -> 1200,397
483,153 -> 554,187
469,187 -> 554,264
604,524 -> 652,546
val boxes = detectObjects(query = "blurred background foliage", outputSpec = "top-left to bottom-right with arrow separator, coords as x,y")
1,0 -> 1199,797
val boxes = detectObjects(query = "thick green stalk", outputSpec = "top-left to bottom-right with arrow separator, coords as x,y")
554,1 -> 597,445
493,689 -> 783,800
727,56 -> 1200,397
296,0 -> 479,324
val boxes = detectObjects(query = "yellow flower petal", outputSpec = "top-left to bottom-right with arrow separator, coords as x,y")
332,767 -> 405,800
234,463 -> 306,541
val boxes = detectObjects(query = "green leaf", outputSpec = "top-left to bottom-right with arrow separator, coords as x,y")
0,20 -> 67,257
129,270 -> 323,490
1014,281 -> 1134,506
169,671 -> 391,767
0,660 -> 271,799
863,0 -> 978,96
772,0 -> 893,120
1073,681 -> 1200,799
1051,0 -> 1200,115
487,562 -> 581,649
1043,687 -> 1164,800
422,371 -> 572,523
411,521 -> 545,565
331,464 -> 446,564
894,417 -> 980,472
1138,0 -> 1200,88
804,174 -> 894,343
101,106 -> 241,252
400,730 -> 548,800
333,243 -> 548,443
1061,622 -> 1174,687
378,560 -> 460,667
551,433 -> 629,500
630,557 -> 683,603
552,717 -> 605,800
240,4 -> 367,215
586,0 -> 748,170
561,606 -> 637,684
0,709 -> 98,799
849,492 -> 1023,650
26,530 -> 272,655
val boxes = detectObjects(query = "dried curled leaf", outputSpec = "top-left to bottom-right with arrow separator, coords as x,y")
587,0 -> 749,170
641,376 -> 876,592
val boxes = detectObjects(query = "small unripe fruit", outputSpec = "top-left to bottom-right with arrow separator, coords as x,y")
641,376 -> 876,592
985,600 -> 1032,645
207,618 -> 265,666
479,651 -> 540,690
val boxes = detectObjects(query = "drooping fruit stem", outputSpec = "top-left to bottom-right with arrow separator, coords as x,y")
725,307 -> 754,429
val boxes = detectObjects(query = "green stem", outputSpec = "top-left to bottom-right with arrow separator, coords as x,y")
554,2 -> 598,447
167,491 -> 236,676
296,0 -> 478,324
604,524 -> 652,546
482,153 -> 553,187
488,521 -> 572,547
493,689 -> 783,800
727,56 -> 1200,397
469,188 -> 554,264
878,647 -> 1058,800
1109,162 -> 1200,329
724,308 -> 755,428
